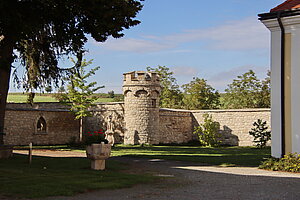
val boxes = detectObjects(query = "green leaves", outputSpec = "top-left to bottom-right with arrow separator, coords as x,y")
249,119 -> 271,148
194,114 -> 221,147
182,78 -> 220,110
63,58 -> 103,119
222,70 -> 270,109
146,66 -> 183,109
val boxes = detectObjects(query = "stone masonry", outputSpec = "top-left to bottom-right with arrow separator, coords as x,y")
123,71 -> 161,145
3,71 -> 271,146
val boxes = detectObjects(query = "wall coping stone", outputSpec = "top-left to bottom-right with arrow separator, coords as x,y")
161,107 -> 270,113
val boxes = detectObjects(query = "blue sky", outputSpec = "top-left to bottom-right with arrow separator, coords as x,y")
9,0 -> 284,93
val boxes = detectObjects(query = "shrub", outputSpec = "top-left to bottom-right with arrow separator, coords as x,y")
194,114 -> 220,147
259,153 -> 300,173
249,119 -> 271,148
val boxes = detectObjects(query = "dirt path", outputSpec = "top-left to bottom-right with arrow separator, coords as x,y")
3,150 -> 300,200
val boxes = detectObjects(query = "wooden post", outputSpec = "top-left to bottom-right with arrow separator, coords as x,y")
29,143 -> 32,164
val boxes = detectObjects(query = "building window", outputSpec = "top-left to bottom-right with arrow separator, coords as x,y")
37,117 -> 47,133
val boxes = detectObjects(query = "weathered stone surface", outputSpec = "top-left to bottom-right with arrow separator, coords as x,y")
4,103 -> 79,145
123,71 -> 161,145
191,109 -> 271,146
3,99 -> 271,146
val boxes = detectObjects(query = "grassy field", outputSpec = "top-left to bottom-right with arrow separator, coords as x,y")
22,145 -> 271,167
0,154 -> 155,198
7,93 -> 120,103
111,145 -> 271,167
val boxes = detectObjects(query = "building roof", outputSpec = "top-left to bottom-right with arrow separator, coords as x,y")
271,0 -> 300,12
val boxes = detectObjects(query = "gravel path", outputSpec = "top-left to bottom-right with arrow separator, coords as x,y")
2,150 -> 300,200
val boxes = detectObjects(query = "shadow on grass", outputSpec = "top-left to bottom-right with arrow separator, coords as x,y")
0,154 -> 156,198
112,146 -> 271,167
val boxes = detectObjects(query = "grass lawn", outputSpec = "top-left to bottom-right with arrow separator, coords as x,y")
112,145 -> 271,167
0,154 -> 155,198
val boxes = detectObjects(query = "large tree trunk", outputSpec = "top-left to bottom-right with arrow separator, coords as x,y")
0,36 -> 14,145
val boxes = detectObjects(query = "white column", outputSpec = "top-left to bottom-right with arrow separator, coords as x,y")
261,19 -> 282,158
290,23 -> 300,154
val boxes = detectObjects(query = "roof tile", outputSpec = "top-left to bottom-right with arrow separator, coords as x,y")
271,0 -> 300,12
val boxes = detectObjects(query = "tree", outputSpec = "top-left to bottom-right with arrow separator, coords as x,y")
62,59 -> 103,142
259,70 -> 271,108
182,78 -> 220,110
146,66 -> 183,109
0,0 -> 143,145
249,119 -> 271,148
108,90 -> 115,98
222,70 -> 270,109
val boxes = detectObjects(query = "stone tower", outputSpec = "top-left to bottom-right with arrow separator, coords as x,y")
123,71 -> 161,145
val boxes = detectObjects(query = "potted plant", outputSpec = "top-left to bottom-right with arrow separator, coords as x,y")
84,129 -> 111,170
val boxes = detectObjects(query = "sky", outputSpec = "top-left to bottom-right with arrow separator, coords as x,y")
9,0 -> 285,94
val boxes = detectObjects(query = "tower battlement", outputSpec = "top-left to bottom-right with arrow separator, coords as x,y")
123,71 -> 159,86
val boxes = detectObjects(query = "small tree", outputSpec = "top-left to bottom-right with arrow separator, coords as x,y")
63,58 -> 103,142
108,90 -> 115,98
249,119 -> 271,148
194,114 -> 220,147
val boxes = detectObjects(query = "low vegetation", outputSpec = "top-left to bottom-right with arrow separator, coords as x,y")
0,154 -> 155,198
259,153 -> 300,173
193,114 -> 221,147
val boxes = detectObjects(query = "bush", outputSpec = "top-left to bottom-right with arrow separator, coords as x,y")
249,119 -> 271,148
259,153 -> 300,173
194,114 -> 220,147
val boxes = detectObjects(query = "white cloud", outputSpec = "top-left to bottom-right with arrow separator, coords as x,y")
99,38 -> 174,53
172,66 -> 198,77
96,17 -> 269,53
166,17 -> 269,50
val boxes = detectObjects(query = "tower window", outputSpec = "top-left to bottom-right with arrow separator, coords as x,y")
152,99 -> 157,107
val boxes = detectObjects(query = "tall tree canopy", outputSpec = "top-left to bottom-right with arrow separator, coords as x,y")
146,66 -> 183,109
182,77 -> 220,110
222,70 -> 270,109
0,0 -> 143,144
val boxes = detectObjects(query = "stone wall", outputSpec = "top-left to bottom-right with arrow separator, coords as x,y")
158,109 -> 195,144
191,109 -> 271,146
4,103 -> 79,145
3,102 -> 271,146
84,102 -> 125,143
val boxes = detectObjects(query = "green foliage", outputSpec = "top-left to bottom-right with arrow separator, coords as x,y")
63,58 -> 103,120
1,0 -> 143,90
194,114 -> 221,147
61,58 -> 103,142
146,66 -> 183,109
108,90 -> 115,98
259,153 -> 300,173
249,119 -> 271,148
182,78 -> 220,110
222,70 -> 270,109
